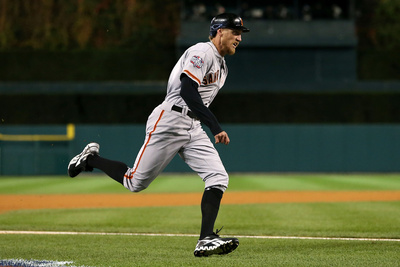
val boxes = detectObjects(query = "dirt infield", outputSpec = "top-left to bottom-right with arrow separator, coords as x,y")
1,191 -> 400,213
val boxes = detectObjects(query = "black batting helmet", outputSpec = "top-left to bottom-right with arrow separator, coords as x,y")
209,13 -> 250,37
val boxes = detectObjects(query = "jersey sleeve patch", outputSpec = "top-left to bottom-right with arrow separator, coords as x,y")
190,55 -> 204,69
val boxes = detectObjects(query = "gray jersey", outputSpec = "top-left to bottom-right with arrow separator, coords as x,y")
123,42 -> 230,193
165,41 -> 228,108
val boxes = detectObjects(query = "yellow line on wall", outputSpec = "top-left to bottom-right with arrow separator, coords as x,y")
0,124 -> 75,141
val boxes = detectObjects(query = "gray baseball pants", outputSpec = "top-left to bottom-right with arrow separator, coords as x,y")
123,101 -> 229,193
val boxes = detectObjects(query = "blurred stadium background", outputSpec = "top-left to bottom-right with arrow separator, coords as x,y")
1,0 -> 400,175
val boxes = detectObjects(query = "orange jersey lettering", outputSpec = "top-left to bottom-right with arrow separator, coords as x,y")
203,70 -> 219,85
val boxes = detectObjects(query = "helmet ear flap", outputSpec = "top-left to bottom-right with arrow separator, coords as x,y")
209,23 -> 221,37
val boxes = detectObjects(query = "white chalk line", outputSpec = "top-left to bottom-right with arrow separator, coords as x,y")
1,230 -> 399,242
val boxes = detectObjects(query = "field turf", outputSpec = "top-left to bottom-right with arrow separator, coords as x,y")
0,174 -> 399,266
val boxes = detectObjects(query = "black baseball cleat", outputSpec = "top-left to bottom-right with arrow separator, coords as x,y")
194,230 -> 239,257
67,142 -> 100,178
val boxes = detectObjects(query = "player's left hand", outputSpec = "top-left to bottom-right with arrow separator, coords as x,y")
215,131 -> 230,145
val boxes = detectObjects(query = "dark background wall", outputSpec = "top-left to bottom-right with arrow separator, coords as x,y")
1,0 -> 400,174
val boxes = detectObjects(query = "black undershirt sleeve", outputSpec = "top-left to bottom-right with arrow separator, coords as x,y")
180,74 -> 223,136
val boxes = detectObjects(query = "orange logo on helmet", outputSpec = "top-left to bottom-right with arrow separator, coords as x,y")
240,18 -> 243,26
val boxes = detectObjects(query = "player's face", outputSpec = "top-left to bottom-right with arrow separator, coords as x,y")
219,29 -> 243,56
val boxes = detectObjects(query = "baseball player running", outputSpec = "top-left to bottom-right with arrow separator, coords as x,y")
68,13 -> 249,257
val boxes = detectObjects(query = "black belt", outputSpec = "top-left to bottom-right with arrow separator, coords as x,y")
171,105 -> 198,120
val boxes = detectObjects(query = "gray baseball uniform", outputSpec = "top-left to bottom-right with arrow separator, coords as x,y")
123,41 -> 229,193
68,12 -> 248,257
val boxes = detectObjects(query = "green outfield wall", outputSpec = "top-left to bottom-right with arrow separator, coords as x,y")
1,124 -> 399,175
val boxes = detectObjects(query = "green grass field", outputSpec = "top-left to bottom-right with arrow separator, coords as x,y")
1,174 -> 400,266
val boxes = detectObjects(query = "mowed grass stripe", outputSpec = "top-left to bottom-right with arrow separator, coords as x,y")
1,174 -> 400,194
1,230 -> 400,242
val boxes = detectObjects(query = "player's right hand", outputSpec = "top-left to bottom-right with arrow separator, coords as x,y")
215,131 -> 230,145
